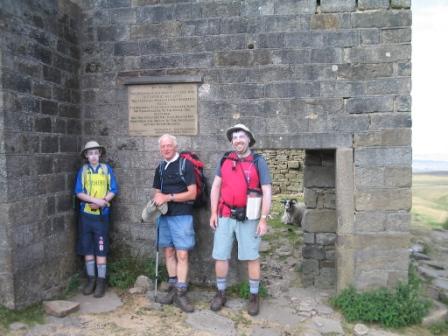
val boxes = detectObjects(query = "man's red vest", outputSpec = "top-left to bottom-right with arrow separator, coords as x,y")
219,152 -> 261,217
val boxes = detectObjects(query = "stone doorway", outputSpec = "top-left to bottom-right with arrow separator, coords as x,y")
257,149 -> 338,295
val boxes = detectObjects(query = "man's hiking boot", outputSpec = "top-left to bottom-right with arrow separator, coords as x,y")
174,288 -> 194,313
93,278 -> 106,298
83,276 -> 96,295
210,290 -> 226,311
247,293 -> 260,316
156,285 -> 176,305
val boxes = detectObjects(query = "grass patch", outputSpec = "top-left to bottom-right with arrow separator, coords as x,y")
0,304 -> 44,328
443,218 -> 448,230
227,282 -> 268,300
412,174 -> 448,230
62,273 -> 81,298
331,266 -> 431,328
108,256 -> 168,289
429,320 -> 448,335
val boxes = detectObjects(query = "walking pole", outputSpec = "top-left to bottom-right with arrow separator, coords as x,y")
154,216 -> 160,301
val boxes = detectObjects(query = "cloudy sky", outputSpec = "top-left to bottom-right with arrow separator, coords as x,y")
412,0 -> 448,161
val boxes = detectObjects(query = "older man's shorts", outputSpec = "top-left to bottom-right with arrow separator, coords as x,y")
76,213 -> 109,257
158,215 -> 195,251
212,217 -> 261,261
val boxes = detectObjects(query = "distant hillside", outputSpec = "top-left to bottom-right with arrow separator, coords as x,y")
413,160 -> 448,173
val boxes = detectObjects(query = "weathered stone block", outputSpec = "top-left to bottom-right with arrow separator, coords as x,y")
391,0 -> 411,9
382,28 -> 411,43
303,245 -> 326,260
315,268 -> 337,289
304,167 -> 334,188
355,188 -> 411,211
358,0 -> 389,10
301,258 -> 319,275
352,10 -> 411,28
396,95 -> 411,112
347,96 -> 394,114
355,210 -> 410,233
303,209 -> 337,233
316,233 -> 337,245
321,0 -> 356,12
355,147 -> 411,167
354,129 -> 411,147
311,13 -> 351,30
322,31 -> 359,48
311,48 -> 343,64
346,45 -> 411,63
114,41 -> 139,56
369,113 -> 411,129
365,78 -> 410,95
360,29 -> 380,45
304,232 -> 315,244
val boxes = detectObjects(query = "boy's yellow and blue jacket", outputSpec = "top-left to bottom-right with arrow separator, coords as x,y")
74,163 -> 118,216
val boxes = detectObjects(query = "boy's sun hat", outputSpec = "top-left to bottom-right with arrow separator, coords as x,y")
141,199 -> 168,223
81,141 -> 106,157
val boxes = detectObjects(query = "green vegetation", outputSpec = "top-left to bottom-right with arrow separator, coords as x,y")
108,256 -> 167,289
429,320 -> 448,335
331,267 -> 431,328
0,304 -> 44,328
412,174 -> 448,230
62,273 -> 81,298
227,281 -> 268,299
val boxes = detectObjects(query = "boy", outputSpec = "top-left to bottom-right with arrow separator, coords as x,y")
74,141 -> 118,298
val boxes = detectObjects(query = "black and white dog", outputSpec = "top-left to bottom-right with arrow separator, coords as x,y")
281,199 -> 305,226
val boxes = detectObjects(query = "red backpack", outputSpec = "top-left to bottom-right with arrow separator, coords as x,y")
179,151 -> 208,208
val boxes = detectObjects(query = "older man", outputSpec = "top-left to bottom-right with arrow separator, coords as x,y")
153,134 -> 197,313
209,124 -> 272,316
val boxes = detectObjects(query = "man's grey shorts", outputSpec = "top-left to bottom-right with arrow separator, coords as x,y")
158,215 -> 195,251
212,217 -> 261,261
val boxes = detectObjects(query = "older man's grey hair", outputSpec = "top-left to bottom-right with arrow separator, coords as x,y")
158,134 -> 177,146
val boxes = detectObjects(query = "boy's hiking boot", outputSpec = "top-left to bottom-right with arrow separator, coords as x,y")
210,290 -> 226,311
174,288 -> 194,313
156,285 -> 176,305
83,276 -> 96,295
247,293 -> 260,316
93,278 -> 106,298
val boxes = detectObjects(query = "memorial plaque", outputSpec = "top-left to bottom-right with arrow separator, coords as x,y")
128,83 -> 198,136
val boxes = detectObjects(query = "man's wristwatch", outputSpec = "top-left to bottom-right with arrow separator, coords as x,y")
170,193 -> 175,201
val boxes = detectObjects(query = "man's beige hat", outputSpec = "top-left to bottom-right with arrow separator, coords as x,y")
141,199 -> 168,223
81,140 -> 106,157
226,124 -> 256,147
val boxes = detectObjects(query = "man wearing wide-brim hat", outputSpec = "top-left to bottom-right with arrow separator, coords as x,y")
209,123 -> 272,316
74,140 -> 118,298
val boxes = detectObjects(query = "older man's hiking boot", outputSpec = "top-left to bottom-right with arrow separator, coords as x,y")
156,285 -> 176,305
94,278 -> 106,298
247,293 -> 260,316
210,290 -> 226,311
83,276 -> 96,295
174,288 -> 194,313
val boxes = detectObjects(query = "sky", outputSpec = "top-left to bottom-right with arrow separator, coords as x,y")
412,0 -> 448,161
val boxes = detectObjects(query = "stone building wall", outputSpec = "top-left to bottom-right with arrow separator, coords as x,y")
74,0 -> 411,290
258,149 -> 304,195
0,0 -> 82,308
1,0 -> 412,306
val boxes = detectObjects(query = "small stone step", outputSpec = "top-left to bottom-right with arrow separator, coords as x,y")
43,300 -> 80,318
